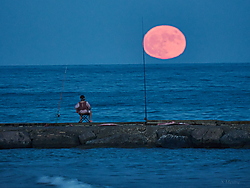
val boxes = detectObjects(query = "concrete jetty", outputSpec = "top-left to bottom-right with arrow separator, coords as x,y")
0,120 -> 250,149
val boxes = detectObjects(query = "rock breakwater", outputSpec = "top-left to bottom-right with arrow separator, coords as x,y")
0,120 -> 250,149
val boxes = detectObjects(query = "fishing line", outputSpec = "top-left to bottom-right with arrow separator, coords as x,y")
56,66 -> 67,123
142,17 -> 147,122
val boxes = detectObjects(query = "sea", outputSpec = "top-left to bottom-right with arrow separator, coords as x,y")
0,63 -> 250,188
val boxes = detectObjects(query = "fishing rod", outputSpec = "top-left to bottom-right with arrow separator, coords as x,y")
142,17 -> 148,122
56,66 -> 67,123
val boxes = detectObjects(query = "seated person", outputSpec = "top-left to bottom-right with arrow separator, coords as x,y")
75,95 -> 92,123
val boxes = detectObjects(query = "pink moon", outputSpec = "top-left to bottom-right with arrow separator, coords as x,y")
143,25 -> 186,59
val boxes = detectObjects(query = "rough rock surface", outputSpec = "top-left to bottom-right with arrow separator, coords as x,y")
85,133 -> 148,148
79,131 -> 96,144
0,120 -> 250,149
32,134 -> 79,148
191,127 -> 224,148
31,129 -> 80,148
157,134 -> 191,148
0,131 -> 31,149
220,130 -> 250,148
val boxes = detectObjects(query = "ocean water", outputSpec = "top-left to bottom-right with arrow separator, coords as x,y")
1,63 -> 250,188
0,63 -> 249,123
0,148 -> 250,188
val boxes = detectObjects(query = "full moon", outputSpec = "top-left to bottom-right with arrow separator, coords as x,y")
143,25 -> 186,59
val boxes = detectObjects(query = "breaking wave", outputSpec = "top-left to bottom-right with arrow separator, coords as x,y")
37,176 -> 92,188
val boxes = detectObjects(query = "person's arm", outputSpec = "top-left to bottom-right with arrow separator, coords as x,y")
86,102 -> 91,110
75,103 -> 79,112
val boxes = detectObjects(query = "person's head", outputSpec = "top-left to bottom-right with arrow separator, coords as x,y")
80,95 -> 85,101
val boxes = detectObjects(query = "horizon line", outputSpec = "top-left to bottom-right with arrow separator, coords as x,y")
1,61 -> 250,67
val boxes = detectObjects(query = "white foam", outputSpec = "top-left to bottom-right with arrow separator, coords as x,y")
37,176 -> 92,188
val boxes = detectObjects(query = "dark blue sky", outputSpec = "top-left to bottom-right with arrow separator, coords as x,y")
0,0 -> 250,65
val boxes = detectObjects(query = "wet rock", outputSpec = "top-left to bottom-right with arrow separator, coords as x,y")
191,127 -> 224,147
157,134 -> 191,148
156,126 -> 194,139
79,131 -> 96,144
32,133 -> 80,148
156,128 -> 171,139
86,133 -> 148,147
0,131 -> 31,149
221,130 -> 250,148
0,121 -> 250,149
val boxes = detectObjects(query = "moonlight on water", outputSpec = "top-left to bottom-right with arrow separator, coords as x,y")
143,25 -> 186,59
